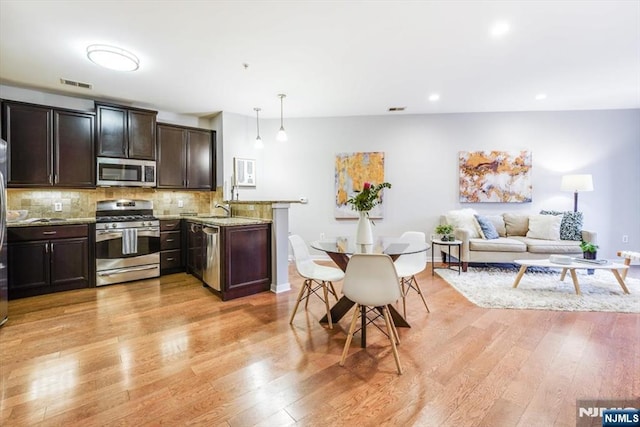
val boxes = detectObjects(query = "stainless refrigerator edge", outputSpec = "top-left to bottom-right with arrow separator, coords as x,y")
0,137 -> 7,326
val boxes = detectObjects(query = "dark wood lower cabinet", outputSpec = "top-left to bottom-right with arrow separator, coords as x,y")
185,221 -> 271,301
186,221 -> 204,280
220,224 -> 271,301
8,225 -> 92,299
160,220 -> 184,274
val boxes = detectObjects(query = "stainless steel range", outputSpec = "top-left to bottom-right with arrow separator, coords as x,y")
95,199 -> 160,286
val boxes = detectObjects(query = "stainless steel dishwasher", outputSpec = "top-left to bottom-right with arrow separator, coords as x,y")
202,226 -> 220,291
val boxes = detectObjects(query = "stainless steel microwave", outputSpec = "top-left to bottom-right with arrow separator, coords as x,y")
96,157 -> 156,187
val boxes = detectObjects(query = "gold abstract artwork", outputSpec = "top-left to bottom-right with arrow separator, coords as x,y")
459,150 -> 532,203
335,152 -> 386,218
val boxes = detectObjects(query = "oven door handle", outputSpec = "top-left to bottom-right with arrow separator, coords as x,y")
96,229 -> 160,240
97,265 -> 159,276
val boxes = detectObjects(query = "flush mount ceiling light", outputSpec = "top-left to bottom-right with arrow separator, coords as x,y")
276,94 -> 288,142
490,21 -> 510,38
254,107 -> 264,149
428,93 -> 440,102
535,93 -> 548,100
86,44 -> 139,71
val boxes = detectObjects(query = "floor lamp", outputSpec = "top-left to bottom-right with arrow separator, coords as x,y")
561,174 -> 593,212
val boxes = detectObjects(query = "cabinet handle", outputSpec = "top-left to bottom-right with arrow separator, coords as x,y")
54,174 -> 59,184
166,223 -> 177,227
166,257 -> 175,261
50,243 -> 54,255
49,174 -> 53,184
42,231 -> 57,235
166,238 -> 174,242
45,243 -> 49,253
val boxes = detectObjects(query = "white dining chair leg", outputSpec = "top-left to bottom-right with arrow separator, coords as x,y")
382,307 -> 403,374
289,280 -> 309,325
400,281 -> 407,318
328,282 -> 339,300
386,306 -> 400,345
304,280 -> 312,309
322,282 -> 333,329
340,306 -> 360,366
409,276 -> 430,313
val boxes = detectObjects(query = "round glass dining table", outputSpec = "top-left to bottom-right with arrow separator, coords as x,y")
310,236 -> 429,347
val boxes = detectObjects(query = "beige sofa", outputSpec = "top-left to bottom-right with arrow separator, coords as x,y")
438,212 -> 596,272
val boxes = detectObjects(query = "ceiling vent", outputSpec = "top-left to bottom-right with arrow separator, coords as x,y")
388,107 -> 406,112
60,78 -> 92,89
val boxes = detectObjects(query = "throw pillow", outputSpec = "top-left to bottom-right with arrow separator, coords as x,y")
475,214 -> 500,239
540,210 -> 583,241
445,208 -> 482,238
526,214 -> 562,240
503,213 -> 529,236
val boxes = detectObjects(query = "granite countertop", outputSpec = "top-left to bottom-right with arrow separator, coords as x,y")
7,217 -> 96,227
227,200 -> 303,204
162,214 -> 271,227
7,215 -> 270,228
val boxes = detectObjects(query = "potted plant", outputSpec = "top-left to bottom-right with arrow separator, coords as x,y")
435,224 -> 455,242
580,241 -> 598,260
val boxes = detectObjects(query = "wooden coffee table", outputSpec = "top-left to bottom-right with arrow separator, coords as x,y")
513,259 -> 630,295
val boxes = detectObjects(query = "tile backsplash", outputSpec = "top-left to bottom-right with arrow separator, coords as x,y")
7,188 -> 225,219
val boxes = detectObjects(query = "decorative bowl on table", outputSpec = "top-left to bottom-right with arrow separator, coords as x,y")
7,209 -> 28,222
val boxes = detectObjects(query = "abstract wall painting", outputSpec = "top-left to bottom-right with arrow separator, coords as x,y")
335,152 -> 386,218
459,150 -> 532,203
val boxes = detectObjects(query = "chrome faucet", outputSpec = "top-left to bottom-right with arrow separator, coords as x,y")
215,203 -> 231,217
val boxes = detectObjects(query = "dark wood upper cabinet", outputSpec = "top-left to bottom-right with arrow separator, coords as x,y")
2,102 -> 52,186
96,103 -> 157,160
127,110 -> 156,159
186,129 -> 213,190
2,100 -> 94,188
54,110 -> 95,187
156,124 -> 186,188
157,123 -> 215,190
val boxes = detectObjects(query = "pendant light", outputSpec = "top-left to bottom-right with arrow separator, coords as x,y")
276,94 -> 288,142
254,107 -> 264,149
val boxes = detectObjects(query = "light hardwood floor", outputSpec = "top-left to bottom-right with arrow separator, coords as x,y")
1,264 -> 638,426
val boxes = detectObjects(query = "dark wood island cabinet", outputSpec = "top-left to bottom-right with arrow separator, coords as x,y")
185,220 -> 271,300
220,223 -> 271,301
1,100 -> 95,188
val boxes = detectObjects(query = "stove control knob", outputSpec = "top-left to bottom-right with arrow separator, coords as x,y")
111,223 -> 117,229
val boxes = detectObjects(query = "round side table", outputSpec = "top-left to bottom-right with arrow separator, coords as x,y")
431,239 -> 463,275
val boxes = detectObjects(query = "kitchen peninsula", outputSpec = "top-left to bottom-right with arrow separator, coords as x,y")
226,200 -> 303,295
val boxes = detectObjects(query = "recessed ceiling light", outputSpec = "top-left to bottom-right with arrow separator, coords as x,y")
535,93 -> 547,100
490,21 -> 510,38
428,93 -> 440,102
87,44 -> 140,72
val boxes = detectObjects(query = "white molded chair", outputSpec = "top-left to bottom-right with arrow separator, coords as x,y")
289,235 -> 343,329
339,253 -> 403,374
394,231 -> 430,317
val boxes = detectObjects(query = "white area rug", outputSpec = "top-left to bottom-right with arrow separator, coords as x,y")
437,267 -> 640,313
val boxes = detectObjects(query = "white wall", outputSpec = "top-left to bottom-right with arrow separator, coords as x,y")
222,109 -> 640,261
3,83 -> 638,260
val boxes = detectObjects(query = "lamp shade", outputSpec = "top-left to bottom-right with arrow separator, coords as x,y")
561,174 -> 593,192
